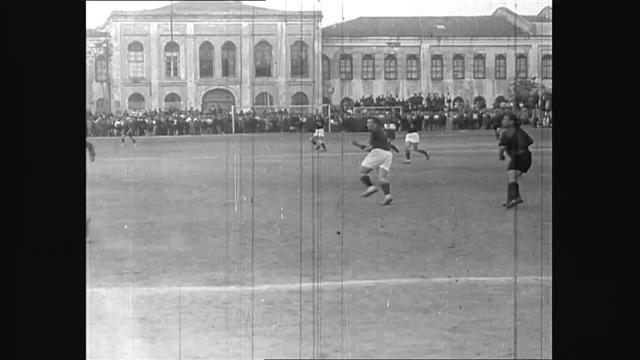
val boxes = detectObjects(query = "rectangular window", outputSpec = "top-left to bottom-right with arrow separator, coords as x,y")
384,56 -> 397,80
431,55 -> 443,80
495,55 -> 506,79
406,56 -> 419,80
473,55 -> 486,79
362,55 -> 375,80
541,55 -> 552,79
165,53 -> 179,78
95,60 -> 107,82
453,55 -> 465,79
339,55 -> 352,80
127,52 -> 144,78
516,54 -> 528,79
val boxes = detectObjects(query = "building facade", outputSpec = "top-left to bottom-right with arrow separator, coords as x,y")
88,1 -> 322,113
86,2 -> 551,113
321,6 -> 552,108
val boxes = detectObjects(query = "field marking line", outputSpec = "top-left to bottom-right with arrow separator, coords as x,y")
97,148 -> 552,162
88,275 -> 551,294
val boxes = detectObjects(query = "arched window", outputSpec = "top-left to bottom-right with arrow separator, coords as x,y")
495,54 -> 507,79
473,96 -> 487,109
95,54 -> 107,82
254,92 -> 274,107
221,41 -> 236,77
164,93 -> 182,110
199,41 -> 214,78
322,55 -> 330,80
453,54 -> 465,79
127,41 -> 144,79
255,40 -> 272,77
164,41 -> 180,78
339,54 -> 352,80
473,54 -> 486,79
406,55 -> 419,80
291,92 -> 309,106
362,54 -> 375,80
384,54 -> 397,80
431,54 -> 443,80
541,54 -> 552,79
291,40 -> 308,78
128,93 -> 145,110
516,54 -> 528,79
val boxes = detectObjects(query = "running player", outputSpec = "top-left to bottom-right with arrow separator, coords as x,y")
121,117 -> 137,146
86,140 -> 96,240
402,114 -> 429,163
86,140 -> 96,162
310,115 -> 327,152
498,113 -> 534,209
352,117 -> 394,206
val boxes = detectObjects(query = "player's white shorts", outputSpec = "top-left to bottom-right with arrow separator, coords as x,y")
313,129 -> 325,138
405,132 -> 419,144
361,148 -> 393,171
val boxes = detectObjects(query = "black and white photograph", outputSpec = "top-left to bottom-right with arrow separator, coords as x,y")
85,0 -> 552,358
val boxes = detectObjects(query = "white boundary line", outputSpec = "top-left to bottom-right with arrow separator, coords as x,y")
88,275 -> 551,294
96,148 -> 552,162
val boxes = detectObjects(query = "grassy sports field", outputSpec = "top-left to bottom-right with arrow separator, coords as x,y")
86,128 -> 551,359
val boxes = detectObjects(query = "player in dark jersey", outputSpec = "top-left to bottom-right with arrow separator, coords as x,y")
352,117 -> 394,206
402,115 -> 430,163
121,117 -> 137,146
86,139 -> 96,240
86,140 -> 96,162
498,113 -> 534,209
309,115 -> 327,152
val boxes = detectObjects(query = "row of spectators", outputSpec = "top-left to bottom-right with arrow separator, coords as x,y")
352,92 -> 452,112
350,91 -> 552,114
87,94 -> 551,137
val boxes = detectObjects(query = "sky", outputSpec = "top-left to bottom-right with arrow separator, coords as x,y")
86,0 -> 552,29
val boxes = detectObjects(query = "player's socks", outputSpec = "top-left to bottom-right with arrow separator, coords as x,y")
513,183 -> 523,204
321,143 -> 327,151
418,149 -> 429,159
360,175 -> 373,187
381,182 -> 390,195
405,150 -> 411,160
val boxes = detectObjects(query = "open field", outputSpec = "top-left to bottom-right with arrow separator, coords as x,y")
86,128 -> 552,359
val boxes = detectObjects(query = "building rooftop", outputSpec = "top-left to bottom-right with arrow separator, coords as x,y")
322,15 -> 532,38
108,1 -> 319,19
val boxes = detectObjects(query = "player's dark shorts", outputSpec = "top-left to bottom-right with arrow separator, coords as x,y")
507,151 -> 532,173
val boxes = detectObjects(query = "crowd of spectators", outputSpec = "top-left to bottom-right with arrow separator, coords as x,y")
87,92 -> 551,137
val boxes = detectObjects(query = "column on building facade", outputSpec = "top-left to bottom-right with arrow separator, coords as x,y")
420,41 -> 429,97
186,23 -> 196,109
110,25 -> 122,112
240,23 -> 252,110
278,22 -> 287,110
150,23 -> 159,110
530,43 -> 539,81
314,18 -> 322,111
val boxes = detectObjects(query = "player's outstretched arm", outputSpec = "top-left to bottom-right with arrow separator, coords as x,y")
389,143 -> 400,153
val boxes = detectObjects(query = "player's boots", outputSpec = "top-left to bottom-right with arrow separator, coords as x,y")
361,186 -> 378,197
402,159 -> 412,164
381,195 -> 394,206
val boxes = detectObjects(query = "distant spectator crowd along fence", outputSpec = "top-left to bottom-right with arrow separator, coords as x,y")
87,92 -> 551,137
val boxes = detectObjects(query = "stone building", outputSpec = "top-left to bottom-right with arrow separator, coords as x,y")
321,6 -> 552,108
87,1 -> 322,113
86,2 -> 551,113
